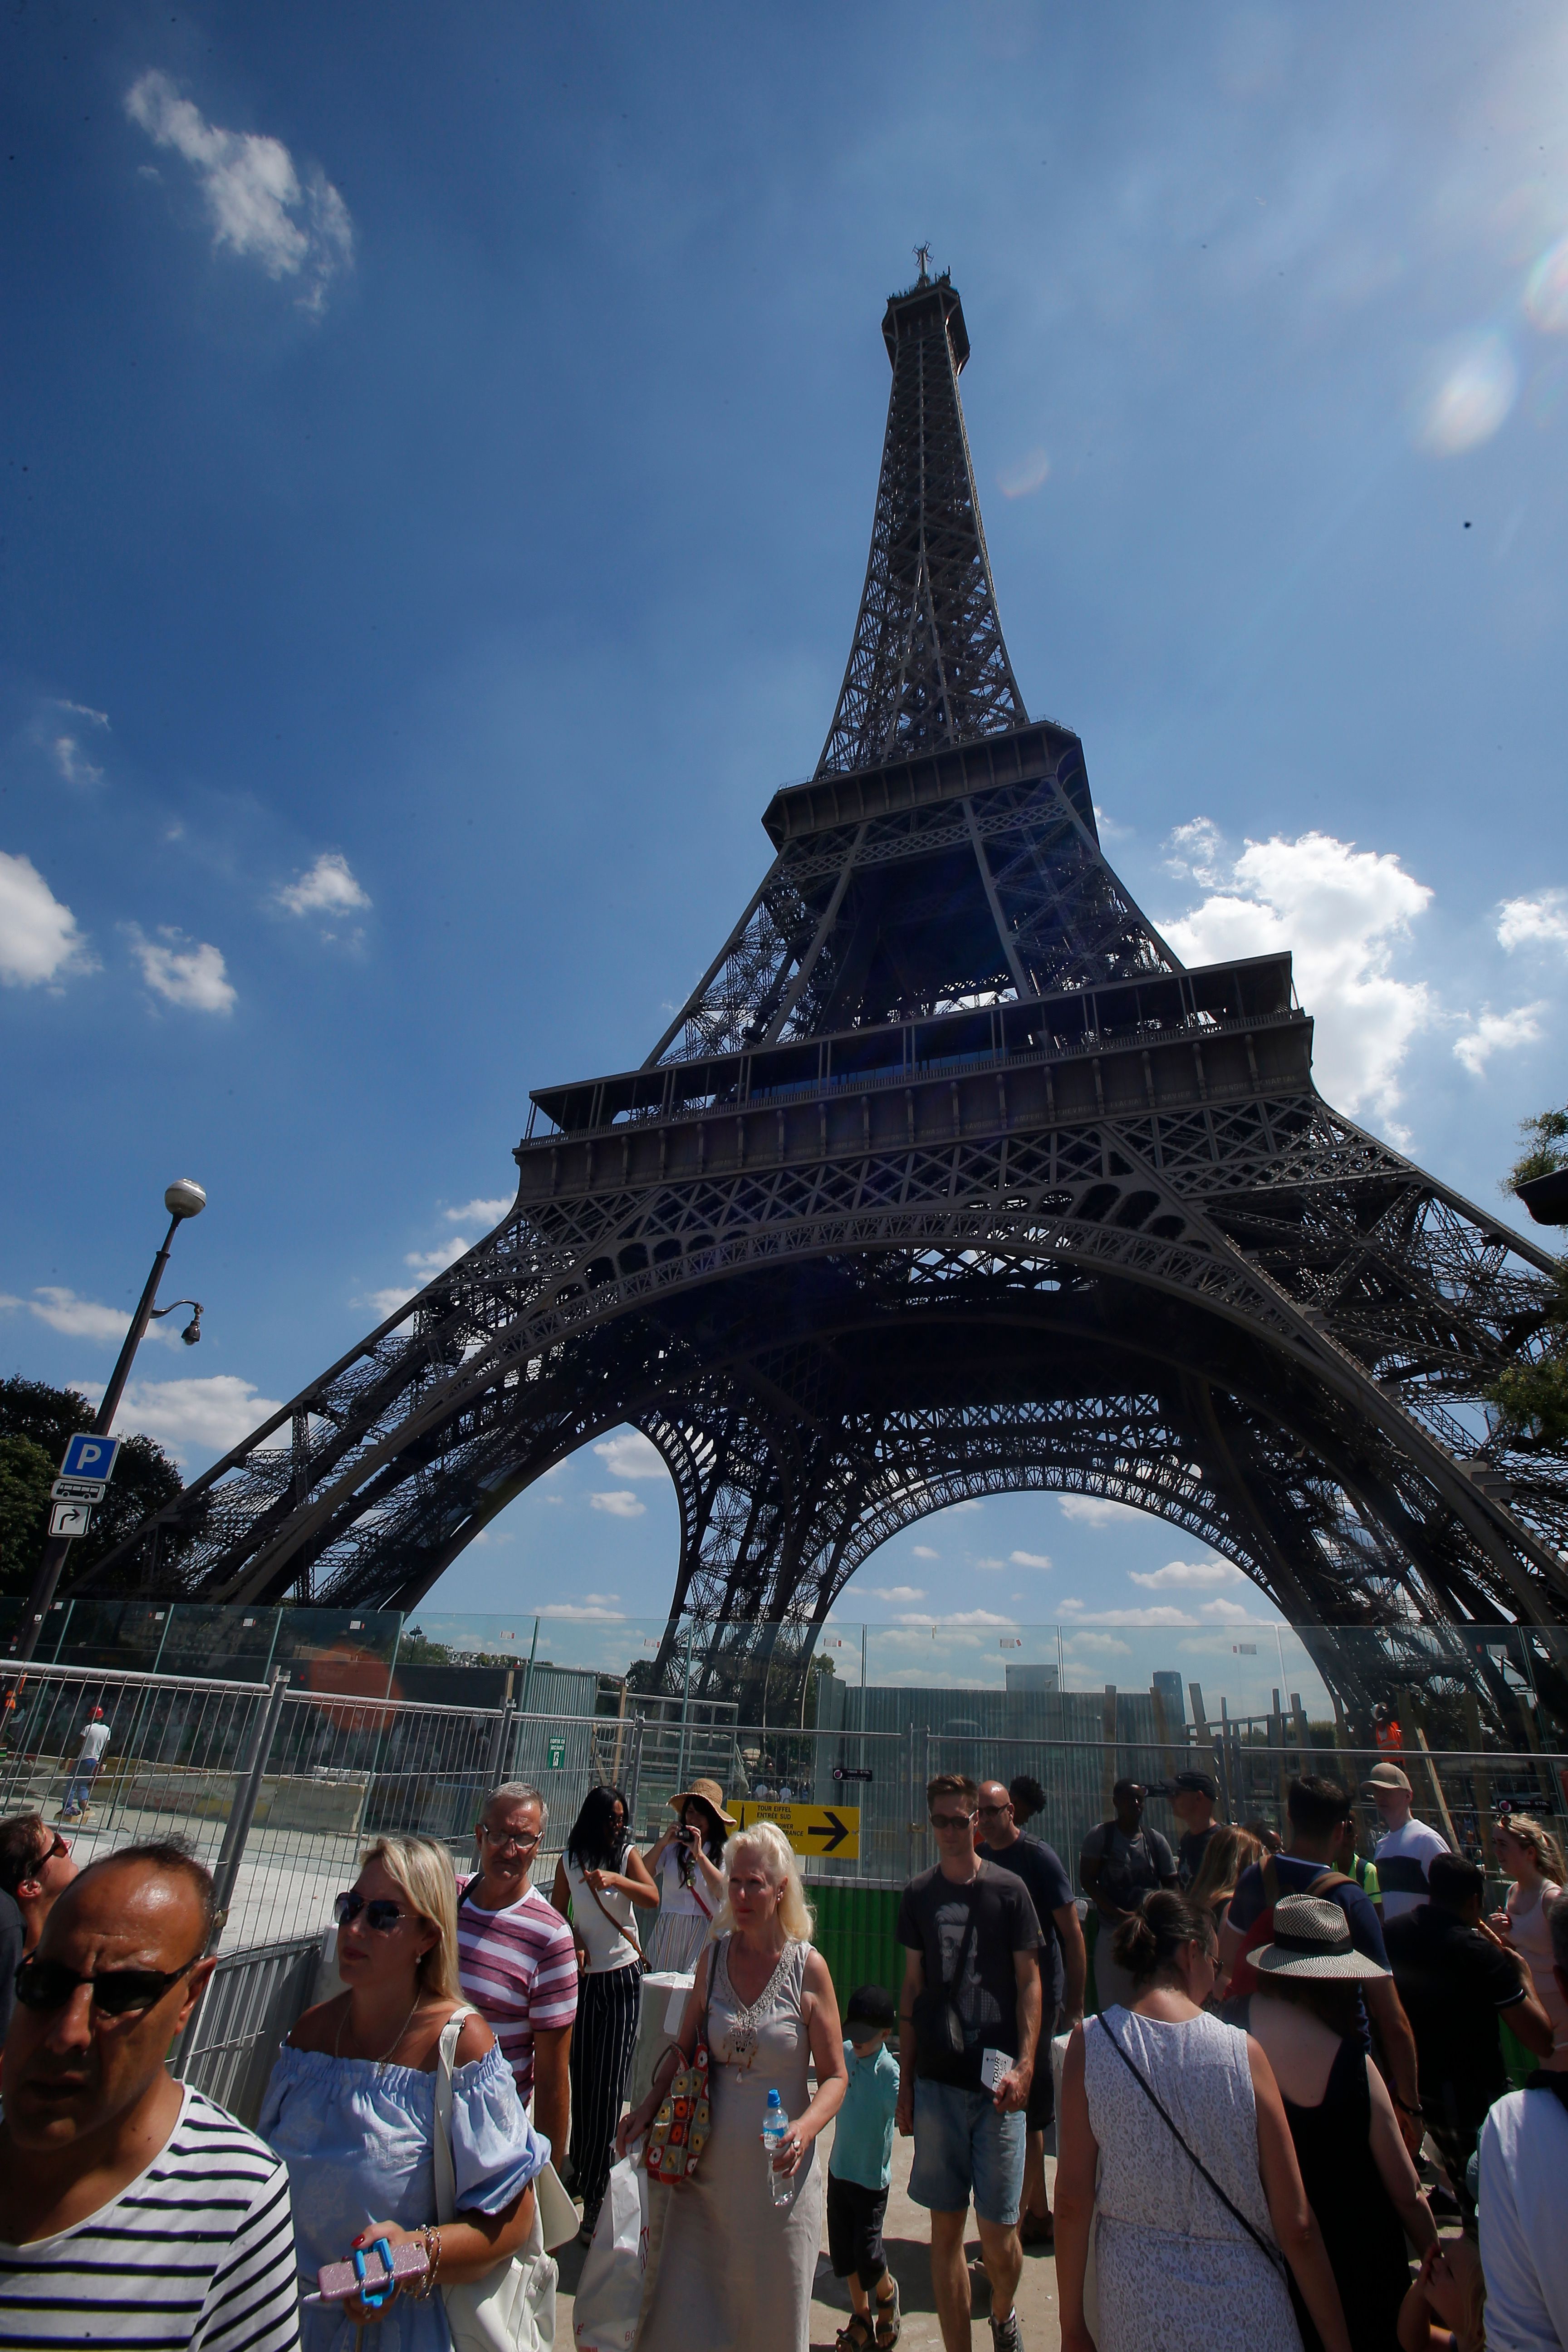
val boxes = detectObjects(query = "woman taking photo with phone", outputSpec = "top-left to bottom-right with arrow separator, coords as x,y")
261,1833 -> 549,2347
642,1779 -> 732,1975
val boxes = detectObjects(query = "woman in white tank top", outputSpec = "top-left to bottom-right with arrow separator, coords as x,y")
549,1787 -> 656,2238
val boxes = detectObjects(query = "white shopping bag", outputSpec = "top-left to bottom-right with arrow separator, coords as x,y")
571,2155 -> 648,2351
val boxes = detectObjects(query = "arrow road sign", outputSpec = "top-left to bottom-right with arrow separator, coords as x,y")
60,1434 -> 122,1484
49,1501 -> 93,1539
831,1766 -> 874,1783
733,1800 -> 860,1860
52,1478 -> 108,1504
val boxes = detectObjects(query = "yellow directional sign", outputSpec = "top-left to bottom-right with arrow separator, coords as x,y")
733,1799 -> 859,1860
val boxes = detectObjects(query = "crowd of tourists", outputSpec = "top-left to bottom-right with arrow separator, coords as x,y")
1,1734 -> 1566,2352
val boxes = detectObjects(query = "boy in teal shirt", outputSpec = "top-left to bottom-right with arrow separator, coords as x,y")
828,1984 -> 902,2350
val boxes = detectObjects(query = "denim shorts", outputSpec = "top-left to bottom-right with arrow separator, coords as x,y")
908,2078 -> 1026,2225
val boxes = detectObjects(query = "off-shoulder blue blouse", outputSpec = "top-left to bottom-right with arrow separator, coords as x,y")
260,2038 -> 547,2352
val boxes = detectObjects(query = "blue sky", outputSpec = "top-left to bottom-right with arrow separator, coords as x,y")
4,2 -> 1567,1657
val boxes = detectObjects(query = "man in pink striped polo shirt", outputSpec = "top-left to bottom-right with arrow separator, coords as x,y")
456,1780 -> 578,2163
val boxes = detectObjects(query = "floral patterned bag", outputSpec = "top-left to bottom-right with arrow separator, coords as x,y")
643,2034 -> 710,2185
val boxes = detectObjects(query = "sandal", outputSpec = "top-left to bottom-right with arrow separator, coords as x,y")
835,2320 -> 874,2352
874,2274 -> 902,2348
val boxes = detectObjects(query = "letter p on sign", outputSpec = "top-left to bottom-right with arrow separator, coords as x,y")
61,1434 -> 122,1482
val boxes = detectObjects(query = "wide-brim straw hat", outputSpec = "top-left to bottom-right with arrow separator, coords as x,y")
1253,1893 -> 1390,1980
668,1778 -> 738,1829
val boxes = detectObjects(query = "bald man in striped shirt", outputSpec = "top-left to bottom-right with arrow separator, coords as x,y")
0,1840 -> 299,2351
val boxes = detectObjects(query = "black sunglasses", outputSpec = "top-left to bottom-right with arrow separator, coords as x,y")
14,1951 -> 203,2019
335,1891 -> 410,1932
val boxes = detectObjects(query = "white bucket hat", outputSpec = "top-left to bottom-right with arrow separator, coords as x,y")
1252,1894 -> 1390,1981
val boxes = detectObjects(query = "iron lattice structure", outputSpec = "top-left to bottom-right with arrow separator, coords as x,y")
84,266 -> 1568,1720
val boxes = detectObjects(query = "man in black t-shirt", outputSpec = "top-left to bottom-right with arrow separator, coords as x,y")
1079,1779 -> 1177,2011
978,1777 -> 1084,2249
1385,1851 -> 1554,2203
898,1773 -> 1041,2352
1164,1769 -> 1221,1888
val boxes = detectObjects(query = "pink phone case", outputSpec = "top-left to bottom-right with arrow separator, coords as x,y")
317,2242 -> 429,2301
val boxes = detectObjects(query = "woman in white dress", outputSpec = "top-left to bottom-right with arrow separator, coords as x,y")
1488,1813 -> 1567,2067
550,1784 -> 657,2239
619,1821 -> 848,2352
642,1779 -> 731,1975
1054,1890 -> 1351,2352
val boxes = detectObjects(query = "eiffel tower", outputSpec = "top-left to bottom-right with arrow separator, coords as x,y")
80,260 -> 1568,1722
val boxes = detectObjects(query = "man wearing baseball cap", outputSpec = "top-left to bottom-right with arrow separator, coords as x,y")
1165,1770 -> 1221,1890
1365,1761 -> 1448,1922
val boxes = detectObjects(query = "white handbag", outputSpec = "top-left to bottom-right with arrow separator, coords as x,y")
570,2152 -> 648,2351
433,2009 -> 559,2352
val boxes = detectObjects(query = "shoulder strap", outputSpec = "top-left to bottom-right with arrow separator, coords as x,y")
431,2007 -> 477,2226
1305,1870 -> 1353,1898
578,1860 -> 643,1957
942,1885 -> 980,1995
1098,2019 -> 1285,2277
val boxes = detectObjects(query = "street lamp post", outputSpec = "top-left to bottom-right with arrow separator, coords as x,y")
9,1180 -> 207,1661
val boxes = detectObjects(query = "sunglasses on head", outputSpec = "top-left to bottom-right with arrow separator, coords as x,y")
334,1891 -> 411,1932
14,1951 -> 202,2019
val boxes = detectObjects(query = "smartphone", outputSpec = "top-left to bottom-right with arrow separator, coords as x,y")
316,2241 -> 429,2302
980,2047 -> 1010,2093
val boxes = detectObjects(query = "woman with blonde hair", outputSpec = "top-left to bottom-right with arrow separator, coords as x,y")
262,1833 -> 549,2347
619,1820 -> 848,2352
1189,1825 -> 1265,1934
1489,1813 -> 1568,2068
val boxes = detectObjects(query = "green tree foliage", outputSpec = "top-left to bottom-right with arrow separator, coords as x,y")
1487,1107 -> 1568,1450
0,1378 -> 186,1597
1509,1103 -> 1568,1187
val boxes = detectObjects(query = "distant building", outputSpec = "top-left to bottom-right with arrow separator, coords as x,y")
1152,1671 -> 1185,1726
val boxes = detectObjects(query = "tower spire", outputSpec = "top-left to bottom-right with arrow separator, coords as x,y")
817,268 -> 1025,777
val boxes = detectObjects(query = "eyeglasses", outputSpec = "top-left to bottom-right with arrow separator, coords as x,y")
480,1826 -> 541,1853
14,1950 -> 202,2019
930,1812 -> 977,1831
334,1891 -> 411,1932
976,1803 -> 1011,1818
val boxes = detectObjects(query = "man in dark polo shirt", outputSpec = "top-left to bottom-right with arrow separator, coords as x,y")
897,1773 -> 1042,2352
1386,1851 -> 1554,2207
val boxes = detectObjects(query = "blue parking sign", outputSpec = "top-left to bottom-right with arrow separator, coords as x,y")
61,1433 -> 121,1482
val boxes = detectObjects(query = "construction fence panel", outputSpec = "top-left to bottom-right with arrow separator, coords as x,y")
172,1933 -> 325,2129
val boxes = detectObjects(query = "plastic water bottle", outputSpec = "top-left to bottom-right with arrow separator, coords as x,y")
761,2087 -> 792,2206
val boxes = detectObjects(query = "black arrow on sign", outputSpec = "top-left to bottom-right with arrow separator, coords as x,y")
807,1810 -> 850,1853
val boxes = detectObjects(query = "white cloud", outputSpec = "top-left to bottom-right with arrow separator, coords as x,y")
1199,1596 -> 1254,1621
1161,824 -> 1433,1118
445,1197 -> 514,1227
405,1240 -> 470,1275
593,1432 -> 666,1481
51,735 -> 104,789
362,1285 -> 418,1321
0,850 -> 95,988
1497,891 -> 1568,953
590,1490 -> 646,1519
864,1584 -> 927,1602
1060,1601 -> 1200,1627
75,1373 -> 282,1465
893,1608 -> 1015,1626
537,1598 -> 626,1621
1453,1003 -> 1547,1076
1009,1549 -> 1053,1569
127,925 -> 235,1013
125,71 -> 353,314
276,852 -> 370,918
911,1544 -> 941,1561
950,1499 -> 983,1514
1061,1631 -> 1133,1657
2,1287 -> 182,1346
1129,1558 -> 1245,1592
973,1555 -> 1007,1570
1058,1495 -> 1143,1528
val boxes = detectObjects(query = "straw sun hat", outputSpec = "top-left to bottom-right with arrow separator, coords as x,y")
668,1778 -> 738,1829
1252,1894 -> 1391,1980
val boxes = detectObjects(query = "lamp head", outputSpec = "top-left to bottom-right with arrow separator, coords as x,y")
181,1308 -> 202,1347
165,1179 -> 206,1220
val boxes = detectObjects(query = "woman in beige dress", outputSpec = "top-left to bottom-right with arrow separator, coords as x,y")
620,1821 -> 848,2352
